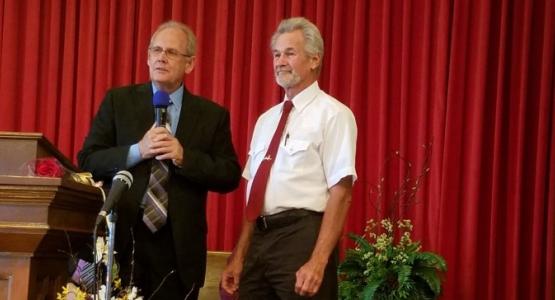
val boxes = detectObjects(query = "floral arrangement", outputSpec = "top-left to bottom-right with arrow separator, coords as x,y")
338,143 -> 447,299
338,218 -> 446,300
57,232 -> 143,299
57,280 -> 141,300
57,276 -> 141,300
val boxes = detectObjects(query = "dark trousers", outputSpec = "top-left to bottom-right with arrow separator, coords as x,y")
120,219 -> 199,300
238,209 -> 338,300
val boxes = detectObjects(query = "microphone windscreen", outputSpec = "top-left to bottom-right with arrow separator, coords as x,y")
95,170 -> 134,225
153,90 -> 170,108
113,170 -> 133,187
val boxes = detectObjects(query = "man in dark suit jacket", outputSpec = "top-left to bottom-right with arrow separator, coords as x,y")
78,20 -> 241,299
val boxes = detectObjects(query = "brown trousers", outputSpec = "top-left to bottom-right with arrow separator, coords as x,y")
239,209 -> 338,300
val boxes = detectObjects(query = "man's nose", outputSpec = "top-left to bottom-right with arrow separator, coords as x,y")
156,55 -> 168,63
275,55 -> 287,66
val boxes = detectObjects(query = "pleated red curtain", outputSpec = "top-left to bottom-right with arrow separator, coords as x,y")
0,1 -> 553,299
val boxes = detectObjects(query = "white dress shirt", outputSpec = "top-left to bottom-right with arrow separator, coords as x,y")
244,81 -> 357,215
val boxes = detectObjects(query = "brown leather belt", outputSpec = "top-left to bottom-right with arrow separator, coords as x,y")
255,209 -> 323,232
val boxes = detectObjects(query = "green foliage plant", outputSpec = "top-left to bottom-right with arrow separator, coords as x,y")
338,218 -> 446,300
339,143 -> 446,299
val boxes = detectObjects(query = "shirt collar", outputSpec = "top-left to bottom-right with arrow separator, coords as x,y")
151,83 -> 184,109
284,81 -> 320,112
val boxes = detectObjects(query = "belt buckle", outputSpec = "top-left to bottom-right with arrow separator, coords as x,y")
256,215 -> 268,231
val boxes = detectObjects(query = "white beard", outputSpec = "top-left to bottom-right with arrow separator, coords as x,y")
275,70 -> 301,88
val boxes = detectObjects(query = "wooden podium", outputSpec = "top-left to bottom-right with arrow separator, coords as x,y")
0,132 -> 102,300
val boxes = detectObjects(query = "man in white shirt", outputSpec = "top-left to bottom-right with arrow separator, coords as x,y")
222,17 -> 357,299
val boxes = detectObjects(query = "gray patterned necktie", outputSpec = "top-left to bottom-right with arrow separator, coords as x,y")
142,158 -> 170,232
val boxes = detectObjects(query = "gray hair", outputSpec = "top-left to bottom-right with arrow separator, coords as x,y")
150,20 -> 197,56
270,17 -> 324,70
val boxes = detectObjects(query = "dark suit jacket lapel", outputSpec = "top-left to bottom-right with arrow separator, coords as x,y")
134,83 -> 155,136
175,87 -> 200,145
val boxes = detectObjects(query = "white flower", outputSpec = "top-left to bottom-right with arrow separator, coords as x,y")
128,286 -> 144,300
97,285 -> 107,300
96,237 -> 107,263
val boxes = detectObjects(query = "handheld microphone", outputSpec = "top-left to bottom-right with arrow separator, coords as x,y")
153,90 -> 171,127
95,170 -> 133,225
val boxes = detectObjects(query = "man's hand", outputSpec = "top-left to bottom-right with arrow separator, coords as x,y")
221,220 -> 254,297
221,254 -> 243,296
138,125 -> 184,166
294,176 -> 353,297
294,256 -> 327,297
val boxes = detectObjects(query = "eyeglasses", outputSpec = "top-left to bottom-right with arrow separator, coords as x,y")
148,46 -> 191,60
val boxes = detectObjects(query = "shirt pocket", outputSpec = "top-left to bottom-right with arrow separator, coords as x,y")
283,139 -> 310,156
249,143 -> 267,157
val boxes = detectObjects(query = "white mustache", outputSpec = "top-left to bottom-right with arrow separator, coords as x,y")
276,69 -> 293,74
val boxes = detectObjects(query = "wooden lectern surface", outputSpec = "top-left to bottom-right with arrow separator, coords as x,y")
0,131 -> 78,176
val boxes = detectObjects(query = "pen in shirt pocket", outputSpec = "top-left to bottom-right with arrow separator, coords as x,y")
285,132 -> 290,146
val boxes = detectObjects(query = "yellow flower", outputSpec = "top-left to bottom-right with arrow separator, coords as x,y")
56,283 -> 87,300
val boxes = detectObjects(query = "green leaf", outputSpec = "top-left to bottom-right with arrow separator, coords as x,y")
339,280 -> 362,300
339,250 -> 367,282
413,267 -> 441,296
349,232 -> 373,252
406,241 -> 421,252
415,252 -> 447,272
397,264 -> 412,287
361,278 -> 385,300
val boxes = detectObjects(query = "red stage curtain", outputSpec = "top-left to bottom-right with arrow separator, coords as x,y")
0,1 -> 553,299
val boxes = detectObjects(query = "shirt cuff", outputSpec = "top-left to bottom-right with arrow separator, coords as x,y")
126,143 -> 142,168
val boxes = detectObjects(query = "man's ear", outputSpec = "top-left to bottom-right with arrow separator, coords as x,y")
310,54 -> 321,71
185,56 -> 196,74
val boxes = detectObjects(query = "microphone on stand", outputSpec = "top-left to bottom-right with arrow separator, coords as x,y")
95,170 -> 133,226
153,90 -> 171,127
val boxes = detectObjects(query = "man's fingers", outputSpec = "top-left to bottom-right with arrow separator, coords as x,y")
295,269 -> 321,297
221,270 -> 240,295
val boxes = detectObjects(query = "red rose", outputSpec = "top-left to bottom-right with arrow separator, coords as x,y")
35,157 -> 65,177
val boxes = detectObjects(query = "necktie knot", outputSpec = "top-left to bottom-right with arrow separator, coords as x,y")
283,100 -> 293,114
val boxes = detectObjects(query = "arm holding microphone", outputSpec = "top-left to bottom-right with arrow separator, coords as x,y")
79,90 -> 175,180
137,127 -> 184,165
137,91 -> 185,167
